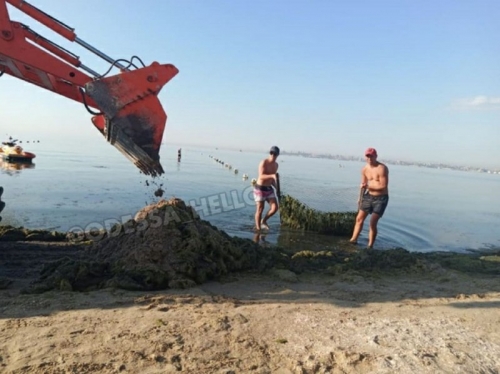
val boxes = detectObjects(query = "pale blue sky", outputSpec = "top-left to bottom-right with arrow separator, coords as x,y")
1,0 -> 499,168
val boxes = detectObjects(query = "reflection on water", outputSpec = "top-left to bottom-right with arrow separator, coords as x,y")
0,159 -> 36,176
276,228 -> 357,252
0,160 -> 35,223
251,227 -> 362,253
253,232 -> 272,247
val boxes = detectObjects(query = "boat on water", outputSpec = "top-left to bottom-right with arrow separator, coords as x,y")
0,139 -> 36,162
0,159 -> 36,174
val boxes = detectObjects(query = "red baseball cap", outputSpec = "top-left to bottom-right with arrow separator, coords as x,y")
365,148 -> 377,157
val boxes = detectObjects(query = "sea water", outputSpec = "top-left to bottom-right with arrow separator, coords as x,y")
1,139 -> 499,253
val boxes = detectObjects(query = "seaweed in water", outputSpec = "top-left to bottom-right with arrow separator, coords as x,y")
279,194 -> 356,236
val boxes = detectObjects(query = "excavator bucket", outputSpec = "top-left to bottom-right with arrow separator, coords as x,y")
85,62 -> 179,177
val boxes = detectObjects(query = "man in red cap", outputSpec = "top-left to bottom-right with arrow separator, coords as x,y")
349,147 -> 389,248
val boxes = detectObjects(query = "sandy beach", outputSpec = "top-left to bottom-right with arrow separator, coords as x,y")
1,246 -> 499,373
1,199 -> 499,373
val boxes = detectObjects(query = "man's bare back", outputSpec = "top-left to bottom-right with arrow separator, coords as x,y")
257,158 -> 279,187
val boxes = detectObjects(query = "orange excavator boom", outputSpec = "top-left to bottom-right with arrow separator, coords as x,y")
0,0 -> 178,176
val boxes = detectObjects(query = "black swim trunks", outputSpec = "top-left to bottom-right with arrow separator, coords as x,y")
360,193 -> 389,217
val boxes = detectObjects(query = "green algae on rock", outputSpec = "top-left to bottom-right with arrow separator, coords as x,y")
423,251 -> 500,276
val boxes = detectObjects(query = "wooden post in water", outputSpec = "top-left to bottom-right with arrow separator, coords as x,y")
276,173 -> 281,200
0,186 -> 5,222
358,187 -> 366,211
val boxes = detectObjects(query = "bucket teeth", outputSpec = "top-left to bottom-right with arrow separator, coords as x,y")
105,120 -> 164,177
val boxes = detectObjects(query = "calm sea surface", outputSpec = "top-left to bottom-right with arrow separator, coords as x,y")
1,139 -> 499,254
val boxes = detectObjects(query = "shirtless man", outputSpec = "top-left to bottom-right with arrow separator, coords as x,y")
253,146 -> 280,231
349,148 -> 389,248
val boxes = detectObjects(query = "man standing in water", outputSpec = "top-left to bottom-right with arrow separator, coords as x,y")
349,148 -> 389,248
253,146 -> 280,231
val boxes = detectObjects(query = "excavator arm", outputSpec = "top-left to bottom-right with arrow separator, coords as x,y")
0,0 -> 178,176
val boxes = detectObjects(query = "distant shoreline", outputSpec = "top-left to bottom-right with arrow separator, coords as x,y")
164,142 -> 499,175
280,151 -> 500,175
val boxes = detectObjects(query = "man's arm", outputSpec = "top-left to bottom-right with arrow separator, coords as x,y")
357,168 -> 368,206
360,167 -> 368,189
270,163 -> 279,186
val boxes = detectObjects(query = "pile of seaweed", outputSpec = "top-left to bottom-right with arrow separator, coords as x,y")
279,194 -> 356,235
25,198 -> 286,293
